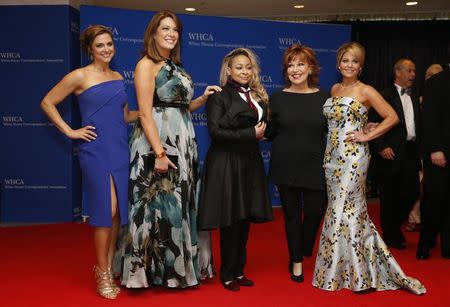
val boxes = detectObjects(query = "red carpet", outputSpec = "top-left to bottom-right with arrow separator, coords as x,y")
0,202 -> 448,306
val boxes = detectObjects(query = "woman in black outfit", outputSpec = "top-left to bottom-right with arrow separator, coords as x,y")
198,48 -> 273,291
266,44 -> 328,282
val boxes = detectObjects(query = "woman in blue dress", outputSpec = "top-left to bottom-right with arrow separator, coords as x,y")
114,11 -> 221,289
40,25 -> 137,299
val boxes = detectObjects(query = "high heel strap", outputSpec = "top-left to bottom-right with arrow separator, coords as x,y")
94,265 -> 117,299
107,268 -> 121,294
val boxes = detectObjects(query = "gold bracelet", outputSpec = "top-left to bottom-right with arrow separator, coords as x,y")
155,151 -> 166,159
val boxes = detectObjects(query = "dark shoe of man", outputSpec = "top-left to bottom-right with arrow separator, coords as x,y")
416,247 -> 430,260
236,276 -> 254,287
221,279 -> 240,291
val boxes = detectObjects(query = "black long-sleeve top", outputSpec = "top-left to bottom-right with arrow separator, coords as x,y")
266,90 -> 328,190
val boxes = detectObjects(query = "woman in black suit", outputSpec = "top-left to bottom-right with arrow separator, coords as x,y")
266,44 -> 328,282
198,48 -> 273,291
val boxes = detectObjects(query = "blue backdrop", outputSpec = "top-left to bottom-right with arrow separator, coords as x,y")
0,4 -> 350,224
0,5 -> 81,223
80,5 -> 350,206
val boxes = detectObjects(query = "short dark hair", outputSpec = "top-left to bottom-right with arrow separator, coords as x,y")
282,44 -> 320,87
80,25 -> 113,55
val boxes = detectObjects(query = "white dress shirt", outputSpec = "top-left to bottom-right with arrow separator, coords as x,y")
395,83 -> 416,141
238,88 -> 263,122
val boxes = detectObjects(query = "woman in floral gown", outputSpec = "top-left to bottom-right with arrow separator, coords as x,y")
114,11 -> 220,289
312,42 -> 426,295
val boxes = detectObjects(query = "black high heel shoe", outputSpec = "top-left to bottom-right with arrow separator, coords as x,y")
289,261 -> 304,283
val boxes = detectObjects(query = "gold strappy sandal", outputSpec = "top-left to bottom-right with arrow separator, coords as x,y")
94,265 -> 117,299
107,268 -> 121,294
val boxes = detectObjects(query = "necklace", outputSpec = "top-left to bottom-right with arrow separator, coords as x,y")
340,80 -> 360,88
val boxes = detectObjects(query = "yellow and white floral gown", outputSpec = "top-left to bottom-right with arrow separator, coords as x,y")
312,96 -> 425,295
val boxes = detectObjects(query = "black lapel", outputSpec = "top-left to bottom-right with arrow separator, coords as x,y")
392,86 -> 407,128
411,93 -> 421,134
225,84 -> 259,119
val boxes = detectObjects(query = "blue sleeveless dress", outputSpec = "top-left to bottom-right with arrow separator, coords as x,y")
77,80 -> 129,227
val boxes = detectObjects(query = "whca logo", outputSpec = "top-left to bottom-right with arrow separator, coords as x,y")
261,75 -> 273,83
3,116 -> 23,123
191,112 -> 207,121
110,27 -> 119,36
0,52 -> 21,59
4,179 -> 25,185
278,37 -> 302,45
122,70 -> 134,79
188,32 -> 214,41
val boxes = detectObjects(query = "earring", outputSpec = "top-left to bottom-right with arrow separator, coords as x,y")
358,68 -> 362,76
336,66 -> 341,72
89,53 -> 93,61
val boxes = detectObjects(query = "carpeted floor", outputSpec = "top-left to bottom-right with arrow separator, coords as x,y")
0,203 -> 447,306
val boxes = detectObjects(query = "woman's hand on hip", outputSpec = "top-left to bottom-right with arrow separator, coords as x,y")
66,125 -> 97,142
345,130 -> 370,144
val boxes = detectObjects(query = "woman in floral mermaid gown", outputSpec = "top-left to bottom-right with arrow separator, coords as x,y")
114,11 -> 220,288
312,42 -> 426,295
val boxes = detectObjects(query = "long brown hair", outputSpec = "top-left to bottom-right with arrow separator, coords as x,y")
219,48 -> 268,103
142,10 -> 182,64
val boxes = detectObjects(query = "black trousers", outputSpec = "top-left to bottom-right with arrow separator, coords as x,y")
418,159 -> 450,256
378,142 -> 420,246
277,184 -> 326,262
220,220 -> 250,282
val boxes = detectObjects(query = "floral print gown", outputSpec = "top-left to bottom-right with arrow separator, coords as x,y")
312,96 -> 425,295
114,60 -> 213,288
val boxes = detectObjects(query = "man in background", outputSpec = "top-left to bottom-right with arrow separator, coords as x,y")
417,65 -> 450,260
405,63 -> 443,232
370,58 -> 421,249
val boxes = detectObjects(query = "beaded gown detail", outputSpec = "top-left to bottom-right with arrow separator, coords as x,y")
115,60 -> 213,288
312,96 -> 426,295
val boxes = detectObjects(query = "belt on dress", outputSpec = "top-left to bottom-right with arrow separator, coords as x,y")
153,101 -> 189,109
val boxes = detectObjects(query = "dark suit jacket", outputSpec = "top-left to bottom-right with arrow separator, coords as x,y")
206,83 -> 267,148
198,82 -> 272,229
422,69 -> 450,158
370,85 -> 421,173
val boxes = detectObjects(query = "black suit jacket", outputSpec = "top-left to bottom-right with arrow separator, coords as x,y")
198,83 -> 273,229
206,83 -> 267,147
422,69 -> 450,158
370,85 -> 421,173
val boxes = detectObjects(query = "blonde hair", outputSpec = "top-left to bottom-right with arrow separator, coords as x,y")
336,42 -> 365,67
219,48 -> 268,103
